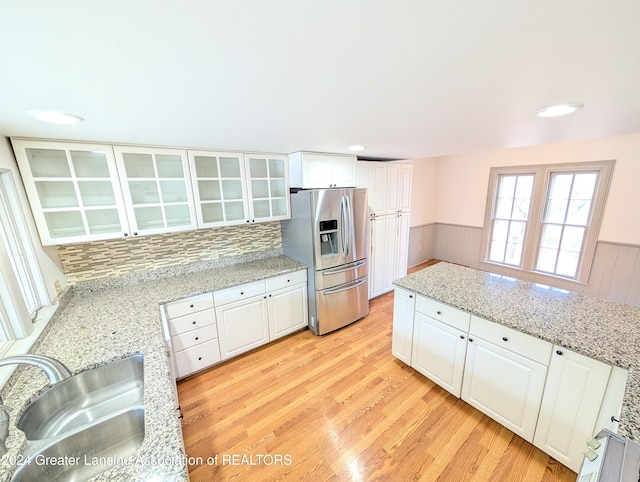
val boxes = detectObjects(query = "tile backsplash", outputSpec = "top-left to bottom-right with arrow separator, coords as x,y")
58,222 -> 283,284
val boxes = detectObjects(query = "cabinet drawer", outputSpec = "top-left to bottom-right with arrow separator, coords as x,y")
174,339 -> 221,379
213,280 -> 266,306
168,308 -> 216,336
165,292 -> 214,319
415,296 -> 471,332
470,316 -> 552,365
172,323 -> 219,352
266,269 -> 307,292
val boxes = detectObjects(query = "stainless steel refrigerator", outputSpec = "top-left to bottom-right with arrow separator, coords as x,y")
281,188 -> 369,335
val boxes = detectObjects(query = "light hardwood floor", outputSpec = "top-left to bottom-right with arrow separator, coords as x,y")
177,263 -> 577,482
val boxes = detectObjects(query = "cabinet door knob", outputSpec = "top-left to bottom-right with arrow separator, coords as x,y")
198,357 -> 202,361
502,337 -> 508,342
556,350 -> 563,356
192,321 -> 196,325
240,291 -> 244,295
123,232 -> 129,237
611,416 -> 620,423
436,311 -> 442,315
190,304 -> 194,308
469,338 -> 474,342
195,337 -> 199,341
460,335 -> 465,340
409,295 -> 413,298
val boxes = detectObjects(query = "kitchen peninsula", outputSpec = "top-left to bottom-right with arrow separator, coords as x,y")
393,261 -> 640,471
0,253 -> 306,481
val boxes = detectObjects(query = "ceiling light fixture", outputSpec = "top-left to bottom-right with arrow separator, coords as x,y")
534,103 -> 584,118
27,110 -> 84,125
348,145 -> 366,152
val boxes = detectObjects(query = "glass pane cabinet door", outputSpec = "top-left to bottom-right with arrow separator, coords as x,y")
11,140 -> 130,245
114,146 -> 197,235
187,151 -> 249,227
245,155 -> 290,222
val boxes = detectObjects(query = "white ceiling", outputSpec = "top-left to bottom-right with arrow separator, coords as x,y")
1,1 -> 640,160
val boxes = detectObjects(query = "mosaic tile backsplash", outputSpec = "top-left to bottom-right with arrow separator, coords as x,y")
58,222 -> 283,284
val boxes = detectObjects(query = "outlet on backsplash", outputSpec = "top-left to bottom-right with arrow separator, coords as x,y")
53,280 -> 63,296
210,249 -> 219,260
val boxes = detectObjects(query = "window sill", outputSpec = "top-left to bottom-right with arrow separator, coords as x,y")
0,303 -> 59,389
479,260 -> 590,288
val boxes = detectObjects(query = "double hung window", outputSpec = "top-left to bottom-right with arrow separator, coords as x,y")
483,160 -> 614,283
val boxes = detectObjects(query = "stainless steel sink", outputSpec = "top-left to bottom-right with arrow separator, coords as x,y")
17,354 -> 144,441
12,408 -> 145,482
12,354 -> 145,481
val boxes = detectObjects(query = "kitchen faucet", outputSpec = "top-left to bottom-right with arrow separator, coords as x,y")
0,354 -> 72,385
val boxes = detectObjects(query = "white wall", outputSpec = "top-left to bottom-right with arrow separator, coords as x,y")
0,137 -> 66,301
428,132 -> 640,245
409,156 -> 438,227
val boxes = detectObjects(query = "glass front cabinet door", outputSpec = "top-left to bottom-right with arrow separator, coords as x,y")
12,140 -> 130,245
188,151 -> 249,228
113,146 -> 197,236
244,154 -> 290,222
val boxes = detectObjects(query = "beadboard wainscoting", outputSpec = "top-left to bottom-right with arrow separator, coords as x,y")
58,222 -> 282,284
409,223 -> 640,308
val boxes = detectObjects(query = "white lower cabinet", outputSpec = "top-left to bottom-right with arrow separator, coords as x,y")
462,335 -> 548,442
164,268 -> 308,378
533,346 -> 614,472
174,339 -> 222,379
391,288 -> 415,364
412,312 -> 467,397
392,290 -> 630,471
216,295 -> 270,360
267,283 -> 308,340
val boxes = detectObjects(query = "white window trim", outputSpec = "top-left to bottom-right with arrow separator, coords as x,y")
481,160 -> 615,284
0,170 -> 51,340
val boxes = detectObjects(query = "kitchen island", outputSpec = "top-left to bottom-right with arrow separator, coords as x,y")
0,253 -> 306,482
393,261 -> 640,443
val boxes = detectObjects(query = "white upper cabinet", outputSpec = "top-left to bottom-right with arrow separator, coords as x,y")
12,139 -> 130,245
288,151 -> 357,188
14,139 -> 290,244
357,161 -> 412,216
244,154 -> 290,222
188,151 -> 249,227
113,146 -> 197,236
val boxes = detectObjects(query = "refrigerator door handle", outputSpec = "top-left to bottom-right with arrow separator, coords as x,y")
322,277 -> 367,295
345,193 -> 353,258
322,260 -> 367,275
340,195 -> 348,258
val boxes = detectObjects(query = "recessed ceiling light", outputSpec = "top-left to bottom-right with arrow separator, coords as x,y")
534,103 -> 584,118
27,110 -> 84,125
348,145 -> 366,152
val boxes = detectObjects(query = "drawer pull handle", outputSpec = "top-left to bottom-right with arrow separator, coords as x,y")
409,295 -> 413,298
192,321 -> 196,325
198,357 -> 202,361
195,337 -> 199,341
287,279 -> 290,283
502,337 -> 508,342
611,416 -> 620,423
436,311 -> 442,315
556,350 -> 563,356
240,291 -> 244,295
190,304 -> 194,308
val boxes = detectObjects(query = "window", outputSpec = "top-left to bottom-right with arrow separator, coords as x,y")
483,160 -> 615,283
0,170 -> 49,341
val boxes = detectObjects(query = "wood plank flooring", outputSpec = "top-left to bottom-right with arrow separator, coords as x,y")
177,263 -> 577,482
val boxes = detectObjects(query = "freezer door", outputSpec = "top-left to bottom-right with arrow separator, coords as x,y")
315,277 -> 369,335
315,259 -> 368,291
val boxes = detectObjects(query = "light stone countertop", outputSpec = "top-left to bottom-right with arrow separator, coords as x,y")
0,253 -> 307,482
393,261 -> 640,442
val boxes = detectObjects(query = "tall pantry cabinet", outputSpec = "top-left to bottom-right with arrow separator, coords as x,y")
357,161 -> 412,299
